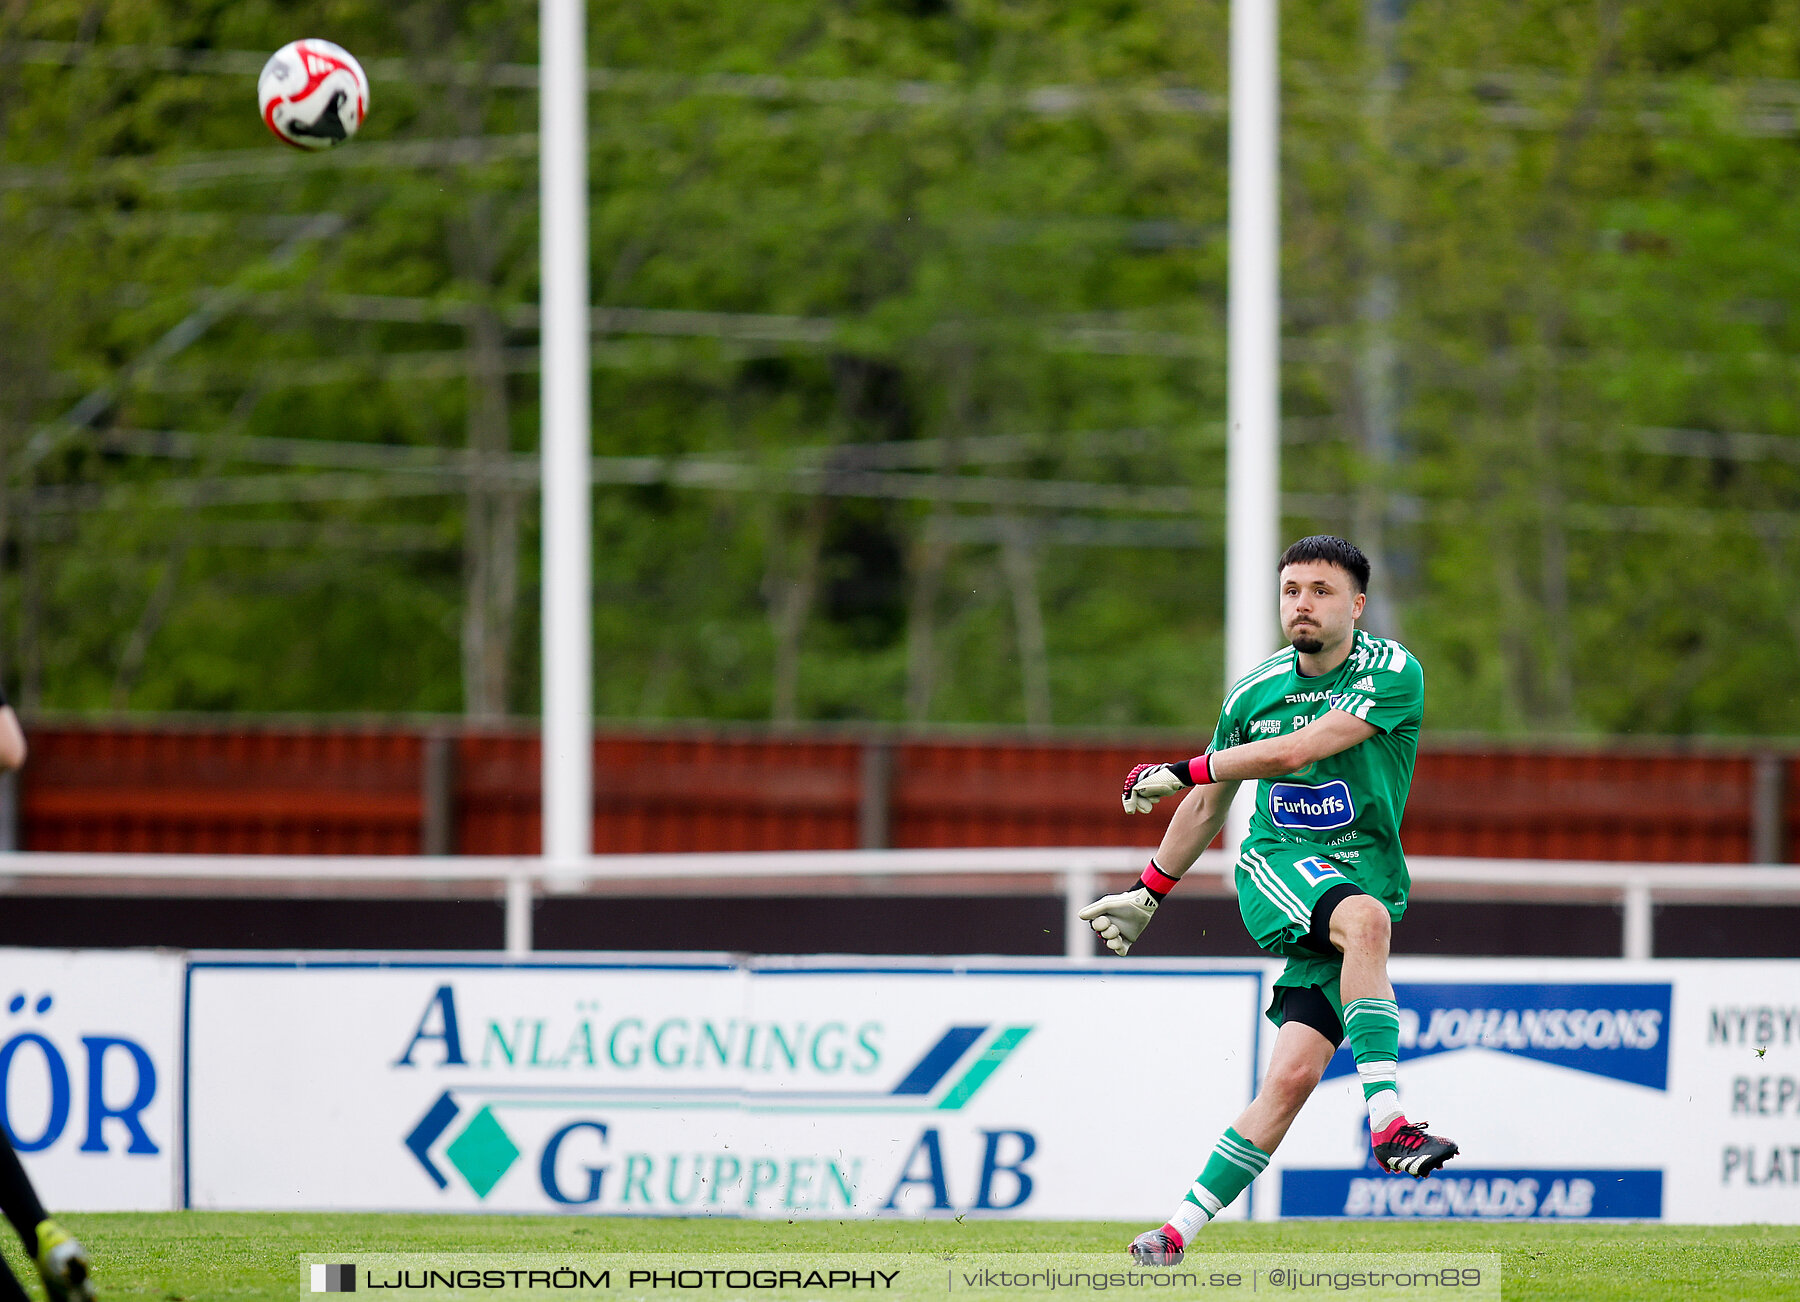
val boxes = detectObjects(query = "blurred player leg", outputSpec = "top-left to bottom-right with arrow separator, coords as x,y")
0,1132 -> 92,1302
0,1133 -> 46,1262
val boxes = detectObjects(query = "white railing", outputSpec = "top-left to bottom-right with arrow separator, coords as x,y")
4,848 -> 1800,960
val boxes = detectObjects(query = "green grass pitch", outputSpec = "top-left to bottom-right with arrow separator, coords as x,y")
6,1214 -> 1798,1302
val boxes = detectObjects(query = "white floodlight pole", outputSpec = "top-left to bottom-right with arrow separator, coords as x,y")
1224,0 -> 1281,858
540,0 -> 593,875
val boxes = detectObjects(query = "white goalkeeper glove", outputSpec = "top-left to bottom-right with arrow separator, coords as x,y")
1078,886 -> 1158,956
1077,861 -> 1179,956
1121,763 -> 1186,813
1121,753 -> 1215,813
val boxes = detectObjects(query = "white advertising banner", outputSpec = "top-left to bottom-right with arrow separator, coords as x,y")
178,952 -> 1800,1222
0,948 -> 181,1210
184,957 -> 1267,1218
1264,958 -> 1800,1225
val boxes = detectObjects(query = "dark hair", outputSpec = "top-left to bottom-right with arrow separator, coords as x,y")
1278,535 -> 1370,593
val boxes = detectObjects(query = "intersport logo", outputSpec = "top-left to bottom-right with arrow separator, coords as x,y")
1267,780 -> 1356,831
1323,983 -> 1672,1090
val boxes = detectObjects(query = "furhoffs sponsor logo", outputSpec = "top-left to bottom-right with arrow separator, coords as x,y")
1323,983 -> 1673,1090
1267,780 -> 1356,831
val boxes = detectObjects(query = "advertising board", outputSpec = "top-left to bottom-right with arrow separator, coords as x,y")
14,947 -> 1790,1222
1265,958 -> 1800,1224
184,956 -> 1267,1218
0,948 -> 181,1210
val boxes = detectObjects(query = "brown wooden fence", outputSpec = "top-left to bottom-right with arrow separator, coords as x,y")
13,722 -> 1793,862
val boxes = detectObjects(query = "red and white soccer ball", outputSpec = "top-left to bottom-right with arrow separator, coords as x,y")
258,39 -> 370,150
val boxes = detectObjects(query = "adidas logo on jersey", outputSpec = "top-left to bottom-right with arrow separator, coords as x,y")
1352,676 -> 1376,692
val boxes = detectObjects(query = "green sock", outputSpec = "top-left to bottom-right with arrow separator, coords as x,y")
1343,996 -> 1404,1132
1166,1127 -> 1268,1241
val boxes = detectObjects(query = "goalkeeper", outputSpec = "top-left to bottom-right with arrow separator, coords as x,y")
1081,536 -> 1457,1265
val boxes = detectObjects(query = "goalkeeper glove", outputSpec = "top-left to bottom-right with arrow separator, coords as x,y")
1078,859 -> 1181,956
1120,754 -> 1214,813
34,1219 -> 94,1302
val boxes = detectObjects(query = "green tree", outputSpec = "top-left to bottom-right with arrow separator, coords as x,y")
3,0 -> 1800,737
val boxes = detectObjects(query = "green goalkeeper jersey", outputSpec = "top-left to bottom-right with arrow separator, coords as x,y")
1210,629 -> 1424,914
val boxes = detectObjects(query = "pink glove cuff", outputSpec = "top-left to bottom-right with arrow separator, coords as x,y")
1140,859 -> 1181,899
1168,753 -> 1215,787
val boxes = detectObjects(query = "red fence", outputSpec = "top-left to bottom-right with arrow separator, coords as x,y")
15,722 -> 1794,862
23,727 -> 425,855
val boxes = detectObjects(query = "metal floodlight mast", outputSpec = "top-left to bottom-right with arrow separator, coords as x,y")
1225,0 -> 1281,857
540,0 -> 593,875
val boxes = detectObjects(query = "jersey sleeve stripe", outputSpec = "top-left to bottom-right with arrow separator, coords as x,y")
1363,637 -> 1410,674
1222,651 -> 1296,715
1231,649 -> 1294,693
1250,644 -> 1296,673
1253,645 -> 1298,675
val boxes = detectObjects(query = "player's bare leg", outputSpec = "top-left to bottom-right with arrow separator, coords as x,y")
1232,1021 -> 1338,1154
1130,1022 -> 1335,1264
1330,894 -> 1458,1179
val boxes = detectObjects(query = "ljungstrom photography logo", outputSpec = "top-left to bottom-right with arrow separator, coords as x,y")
310,1263 -> 356,1293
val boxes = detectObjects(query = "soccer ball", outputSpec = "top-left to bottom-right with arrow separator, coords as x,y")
258,39 -> 370,150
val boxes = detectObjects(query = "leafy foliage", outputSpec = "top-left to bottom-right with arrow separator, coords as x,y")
2,0 -> 1798,734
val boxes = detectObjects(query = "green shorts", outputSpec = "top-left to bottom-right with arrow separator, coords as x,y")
1234,842 -> 1356,1027
1235,842 -> 1359,956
